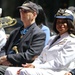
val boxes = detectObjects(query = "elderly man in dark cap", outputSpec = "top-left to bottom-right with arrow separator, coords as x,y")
0,1 -> 46,75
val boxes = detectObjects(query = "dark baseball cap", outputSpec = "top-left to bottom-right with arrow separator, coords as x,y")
18,1 -> 39,14
55,9 -> 74,21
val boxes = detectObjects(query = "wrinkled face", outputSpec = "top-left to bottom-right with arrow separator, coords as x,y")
56,18 -> 69,35
19,9 -> 35,23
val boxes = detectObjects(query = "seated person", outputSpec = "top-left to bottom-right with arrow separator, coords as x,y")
5,9 -> 75,75
36,5 -> 50,45
0,1 -> 46,75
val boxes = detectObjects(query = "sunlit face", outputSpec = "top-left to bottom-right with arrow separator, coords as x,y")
56,19 -> 69,35
19,9 -> 34,24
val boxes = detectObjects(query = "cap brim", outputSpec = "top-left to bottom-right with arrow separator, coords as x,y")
55,16 -> 67,19
55,15 -> 73,21
18,6 -> 31,10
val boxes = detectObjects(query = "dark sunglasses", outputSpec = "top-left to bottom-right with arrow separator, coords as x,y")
19,9 -> 33,13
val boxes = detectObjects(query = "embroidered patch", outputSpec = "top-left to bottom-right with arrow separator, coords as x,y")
57,39 -> 67,45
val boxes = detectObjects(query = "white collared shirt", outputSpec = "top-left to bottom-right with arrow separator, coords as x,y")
0,28 -> 6,51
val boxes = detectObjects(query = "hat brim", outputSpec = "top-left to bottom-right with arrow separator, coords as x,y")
18,6 -> 31,10
55,16 -> 67,19
55,15 -> 73,21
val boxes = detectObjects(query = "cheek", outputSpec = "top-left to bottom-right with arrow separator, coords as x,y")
20,13 -> 24,19
56,25 -> 60,29
30,13 -> 34,17
28,14 -> 34,20
64,24 -> 68,29
65,26 -> 68,31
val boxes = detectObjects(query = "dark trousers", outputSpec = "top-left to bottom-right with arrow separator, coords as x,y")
0,65 -> 8,75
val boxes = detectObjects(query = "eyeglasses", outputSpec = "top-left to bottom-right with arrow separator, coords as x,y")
56,20 -> 67,25
56,22 -> 67,25
19,9 -> 33,13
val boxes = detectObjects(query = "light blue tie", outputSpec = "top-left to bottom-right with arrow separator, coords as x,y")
20,29 -> 28,35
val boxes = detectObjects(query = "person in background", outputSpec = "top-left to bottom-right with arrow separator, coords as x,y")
0,8 -> 7,51
5,9 -> 75,75
0,1 -> 46,75
36,5 -> 50,45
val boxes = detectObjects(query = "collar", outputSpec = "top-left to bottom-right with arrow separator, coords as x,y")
60,32 -> 69,38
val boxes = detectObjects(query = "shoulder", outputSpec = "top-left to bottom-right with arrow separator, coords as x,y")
0,28 -> 6,35
42,25 -> 50,31
67,34 -> 75,40
33,24 -> 45,33
65,34 -> 75,44
70,34 -> 75,38
32,24 -> 46,38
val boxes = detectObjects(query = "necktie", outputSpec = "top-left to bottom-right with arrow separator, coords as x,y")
21,29 -> 28,35
20,29 -> 28,38
51,35 -> 60,45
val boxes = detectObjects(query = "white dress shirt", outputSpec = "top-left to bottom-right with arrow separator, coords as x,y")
0,28 -> 6,51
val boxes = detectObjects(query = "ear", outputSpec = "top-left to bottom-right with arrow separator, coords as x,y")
33,11 -> 37,18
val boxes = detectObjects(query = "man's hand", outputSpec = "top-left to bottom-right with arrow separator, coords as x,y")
0,55 -> 12,66
17,63 -> 35,74
0,55 -> 7,64
64,72 -> 72,75
2,60 -> 12,66
22,63 -> 35,68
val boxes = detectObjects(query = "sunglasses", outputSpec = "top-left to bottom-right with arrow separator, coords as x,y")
19,9 -> 33,13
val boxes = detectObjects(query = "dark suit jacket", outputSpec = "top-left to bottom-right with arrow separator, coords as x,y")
1,23 -> 46,66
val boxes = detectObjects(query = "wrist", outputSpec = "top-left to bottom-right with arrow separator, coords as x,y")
1,55 -> 7,61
